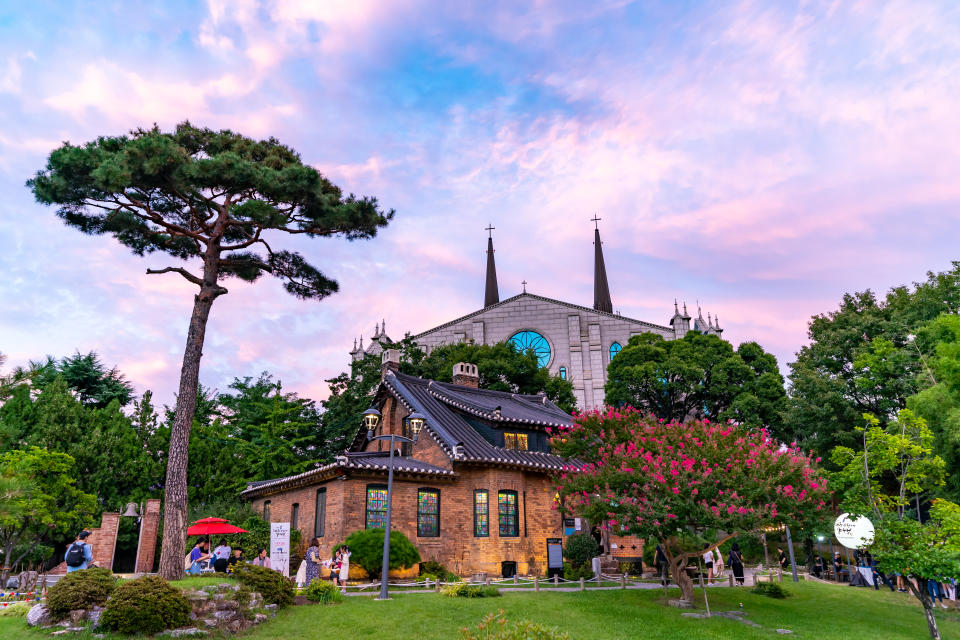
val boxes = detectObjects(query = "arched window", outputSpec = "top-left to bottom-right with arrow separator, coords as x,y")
609,342 -> 622,360
509,330 -> 551,368
559,366 -> 567,380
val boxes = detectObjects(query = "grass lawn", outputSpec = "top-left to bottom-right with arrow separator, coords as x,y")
0,580 -> 957,639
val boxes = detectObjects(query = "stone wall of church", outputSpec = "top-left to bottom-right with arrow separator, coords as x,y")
250,466 -> 565,578
413,295 -> 674,409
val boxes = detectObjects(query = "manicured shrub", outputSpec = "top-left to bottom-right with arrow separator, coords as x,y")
562,563 -> 594,582
303,580 -> 343,604
343,529 -> 421,579
419,560 -> 447,576
753,582 -> 791,599
460,610 -> 570,640
46,567 -> 116,620
563,533 -> 599,569
99,576 -> 190,635
233,563 -> 294,607
442,582 -> 501,598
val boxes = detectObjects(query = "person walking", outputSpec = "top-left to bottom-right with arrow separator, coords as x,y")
813,555 -> 825,579
65,531 -> 94,573
253,548 -> 272,569
702,545 -> 715,580
777,547 -> 788,571
655,545 -> 669,586
729,543 -> 745,585
305,538 -> 321,586
338,545 -> 351,594
714,547 -> 725,577
928,577 -> 948,609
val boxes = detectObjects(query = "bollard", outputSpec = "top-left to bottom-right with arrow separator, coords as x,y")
425,578 -> 430,590
554,575 -> 559,586
579,577 -> 585,591
535,577 -> 539,592
621,575 -> 626,589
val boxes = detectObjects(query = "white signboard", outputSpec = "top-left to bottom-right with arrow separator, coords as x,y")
270,522 -> 290,577
834,513 -> 875,549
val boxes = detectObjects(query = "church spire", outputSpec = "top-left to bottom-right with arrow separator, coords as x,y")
484,224 -> 500,307
592,217 -> 612,313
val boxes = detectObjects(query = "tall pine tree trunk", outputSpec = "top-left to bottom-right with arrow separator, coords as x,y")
157,280 -> 222,580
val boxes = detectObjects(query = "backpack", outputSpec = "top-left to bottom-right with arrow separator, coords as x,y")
65,543 -> 85,567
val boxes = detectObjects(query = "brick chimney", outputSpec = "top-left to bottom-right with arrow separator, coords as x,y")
452,362 -> 479,388
382,349 -> 401,379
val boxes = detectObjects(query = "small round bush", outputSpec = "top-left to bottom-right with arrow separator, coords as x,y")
100,576 -> 190,635
343,528 -> 421,579
442,583 -> 501,598
233,562 -> 294,607
46,567 -> 116,620
562,563 -> 594,581
303,580 -> 343,604
420,560 -> 447,577
563,534 -> 599,569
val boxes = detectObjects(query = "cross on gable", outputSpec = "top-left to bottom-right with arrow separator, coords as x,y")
522,279 -> 527,293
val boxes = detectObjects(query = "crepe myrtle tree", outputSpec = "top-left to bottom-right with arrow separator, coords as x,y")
551,408 -> 831,603
28,123 -> 393,580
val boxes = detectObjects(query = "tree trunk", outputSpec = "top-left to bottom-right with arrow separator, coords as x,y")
157,282 -> 222,580
910,577 -> 941,640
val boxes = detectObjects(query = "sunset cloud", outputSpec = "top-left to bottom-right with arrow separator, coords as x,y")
2,0 -> 959,407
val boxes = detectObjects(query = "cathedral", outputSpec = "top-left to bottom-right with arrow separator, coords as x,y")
351,223 -> 722,409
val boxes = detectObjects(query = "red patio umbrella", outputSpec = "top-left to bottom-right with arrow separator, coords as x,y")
186,518 -> 249,536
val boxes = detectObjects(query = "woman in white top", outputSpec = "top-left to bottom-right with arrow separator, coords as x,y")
338,545 -> 351,593
702,547 -> 715,579
713,547 -> 725,578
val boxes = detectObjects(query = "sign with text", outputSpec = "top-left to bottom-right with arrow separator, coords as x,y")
270,522 -> 290,576
834,513 -> 874,549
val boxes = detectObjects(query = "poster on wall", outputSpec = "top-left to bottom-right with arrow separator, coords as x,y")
270,522 -> 290,576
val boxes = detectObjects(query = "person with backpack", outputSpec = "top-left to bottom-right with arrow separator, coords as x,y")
65,531 -> 94,573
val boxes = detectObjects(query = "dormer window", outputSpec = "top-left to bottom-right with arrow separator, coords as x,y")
504,432 -> 528,451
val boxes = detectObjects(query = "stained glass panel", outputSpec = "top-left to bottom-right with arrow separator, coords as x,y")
366,486 -> 387,529
474,490 -> 489,537
509,331 -> 551,368
417,489 -> 440,537
498,490 -> 518,536
610,342 -> 622,360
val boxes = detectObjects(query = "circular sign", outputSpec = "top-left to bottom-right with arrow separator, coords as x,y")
834,513 -> 875,549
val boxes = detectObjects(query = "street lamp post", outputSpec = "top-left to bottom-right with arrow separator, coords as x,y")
362,407 -> 425,601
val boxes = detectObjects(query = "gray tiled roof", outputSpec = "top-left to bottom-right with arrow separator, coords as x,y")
383,371 -> 575,471
240,452 -> 455,498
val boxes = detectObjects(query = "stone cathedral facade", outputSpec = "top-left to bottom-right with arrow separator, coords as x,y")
352,226 -> 723,409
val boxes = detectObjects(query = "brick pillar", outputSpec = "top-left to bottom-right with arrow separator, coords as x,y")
49,512 -> 122,574
134,499 -> 162,574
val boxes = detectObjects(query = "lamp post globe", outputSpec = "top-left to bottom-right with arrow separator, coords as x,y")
363,407 -> 381,440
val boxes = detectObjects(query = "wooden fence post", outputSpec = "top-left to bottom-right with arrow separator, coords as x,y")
621,574 -> 626,589
579,577 -> 585,591
435,579 -> 440,592
554,575 -> 559,586
485,577 -> 491,587
514,574 -> 518,585
728,574 -> 734,588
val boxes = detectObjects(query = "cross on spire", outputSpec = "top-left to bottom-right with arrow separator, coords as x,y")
485,223 -> 495,238
590,215 -> 601,229
522,279 -> 527,293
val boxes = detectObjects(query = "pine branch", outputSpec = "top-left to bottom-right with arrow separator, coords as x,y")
145,266 -> 204,287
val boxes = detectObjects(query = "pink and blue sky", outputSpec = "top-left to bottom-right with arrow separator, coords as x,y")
2,0 -> 959,406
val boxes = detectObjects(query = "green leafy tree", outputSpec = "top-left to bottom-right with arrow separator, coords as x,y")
830,410 -> 945,518
29,122 -> 393,579
784,264 -> 960,458
552,410 -> 830,603
31,352 -> 134,408
604,332 -> 787,430
0,447 -> 96,582
907,313 -> 960,499
219,373 -> 327,481
342,528 -> 421,579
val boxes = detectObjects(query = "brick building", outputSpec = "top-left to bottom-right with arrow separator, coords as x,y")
242,354 -> 585,577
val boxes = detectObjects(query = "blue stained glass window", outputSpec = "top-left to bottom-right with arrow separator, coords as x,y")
610,342 -> 622,360
559,367 -> 567,380
509,331 -> 551,368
